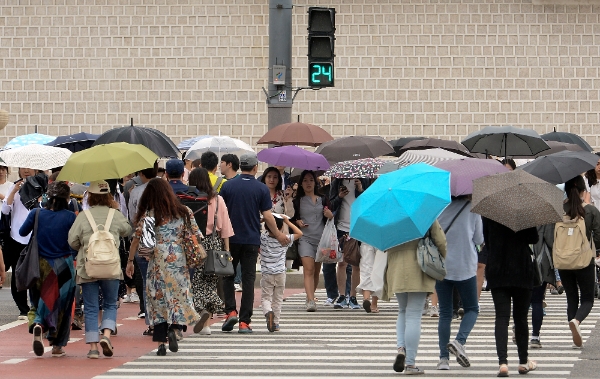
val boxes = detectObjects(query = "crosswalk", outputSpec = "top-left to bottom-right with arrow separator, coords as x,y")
95,289 -> 598,378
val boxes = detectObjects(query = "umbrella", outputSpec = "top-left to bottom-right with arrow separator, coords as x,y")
397,138 -> 473,157
541,128 -> 593,152
93,120 -> 179,157
315,136 -> 394,164
376,148 -> 465,175
257,122 -> 334,147
0,145 -> 71,170
46,132 -> 100,153
349,163 -> 451,251
386,137 -> 427,156
511,141 -> 584,159
57,142 -> 158,183
517,150 -> 600,185
178,135 -> 211,151
471,170 -> 564,232
3,133 -> 55,150
257,145 -> 330,171
461,126 -> 550,158
324,158 -> 386,179
185,136 -> 254,161
434,158 -> 509,196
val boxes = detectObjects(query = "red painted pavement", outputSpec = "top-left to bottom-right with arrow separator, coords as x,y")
0,288 -> 305,379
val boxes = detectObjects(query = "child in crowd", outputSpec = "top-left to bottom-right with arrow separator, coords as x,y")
260,213 -> 302,332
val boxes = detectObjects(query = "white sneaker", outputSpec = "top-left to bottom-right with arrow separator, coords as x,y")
129,292 -> 140,303
122,294 -> 131,303
429,305 -> 439,317
198,326 -> 211,335
323,298 -> 335,306
234,284 -> 242,292
437,358 -> 450,370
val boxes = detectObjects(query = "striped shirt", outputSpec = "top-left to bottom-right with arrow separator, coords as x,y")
260,232 -> 294,275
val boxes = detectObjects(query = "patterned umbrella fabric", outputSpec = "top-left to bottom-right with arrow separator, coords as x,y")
324,158 -> 386,179
434,158 -> 509,196
178,135 -> 211,151
46,132 -> 100,153
462,126 -> 550,158
0,145 -> 71,170
471,169 -> 564,232
315,136 -> 394,164
257,122 -> 334,147
3,133 -> 55,150
541,129 -> 593,152
517,150 -> 600,185
376,148 -> 466,175
185,136 -> 254,161
398,138 -> 473,157
257,145 -> 330,170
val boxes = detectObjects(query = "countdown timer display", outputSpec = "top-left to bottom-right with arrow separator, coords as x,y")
309,62 -> 334,87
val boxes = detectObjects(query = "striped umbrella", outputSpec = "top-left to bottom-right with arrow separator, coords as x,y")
376,148 -> 466,175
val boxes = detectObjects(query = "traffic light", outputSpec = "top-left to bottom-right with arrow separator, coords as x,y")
307,7 -> 335,88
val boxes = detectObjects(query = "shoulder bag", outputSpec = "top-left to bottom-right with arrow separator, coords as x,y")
15,209 -> 41,291
340,234 -> 361,267
202,197 -> 234,276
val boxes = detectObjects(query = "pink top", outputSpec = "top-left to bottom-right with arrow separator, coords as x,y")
206,195 -> 234,238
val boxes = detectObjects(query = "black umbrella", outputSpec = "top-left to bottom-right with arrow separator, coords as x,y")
93,119 -> 179,157
517,150 -> 600,185
314,136 -> 394,164
397,138 -> 473,157
511,141 -> 583,159
386,137 -> 426,157
541,128 -> 593,152
46,132 -> 100,152
462,126 -> 550,159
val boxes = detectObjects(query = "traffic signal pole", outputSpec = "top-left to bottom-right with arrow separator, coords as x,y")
265,0 -> 293,132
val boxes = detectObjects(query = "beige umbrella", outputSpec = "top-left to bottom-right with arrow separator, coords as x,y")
471,170 -> 564,232
0,145 -> 71,171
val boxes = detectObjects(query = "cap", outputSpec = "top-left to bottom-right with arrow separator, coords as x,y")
88,180 -> 110,194
239,152 -> 258,168
46,181 -> 71,200
165,159 -> 185,177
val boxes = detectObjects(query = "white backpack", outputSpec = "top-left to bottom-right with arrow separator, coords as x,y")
83,209 -> 121,279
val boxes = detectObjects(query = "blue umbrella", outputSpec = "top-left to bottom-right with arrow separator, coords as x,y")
46,132 -> 100,152
178,135 -> 211,151
3,133 -> 55,150
350,163 -> 451,251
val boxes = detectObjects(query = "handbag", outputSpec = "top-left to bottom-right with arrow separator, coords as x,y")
202,198 -> 234,276
138,213 -> 156,255
181,215 -> 207,269
339,234 -> 360,266
15,209 -> 41,291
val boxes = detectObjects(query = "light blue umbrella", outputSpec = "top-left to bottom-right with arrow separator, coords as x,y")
350,163 -> 451,251
3,133 -> 55,150
178,135 -> 211,151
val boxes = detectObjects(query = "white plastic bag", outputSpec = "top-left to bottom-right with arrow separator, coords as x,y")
316,219 -> 342,263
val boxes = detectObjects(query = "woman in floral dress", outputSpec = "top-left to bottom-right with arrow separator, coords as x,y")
126,178 -> 206,356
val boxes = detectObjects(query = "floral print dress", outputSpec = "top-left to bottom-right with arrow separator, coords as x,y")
141,210 -> 200,327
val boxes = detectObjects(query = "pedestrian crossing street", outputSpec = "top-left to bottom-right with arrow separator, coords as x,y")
96,289 -> 598,378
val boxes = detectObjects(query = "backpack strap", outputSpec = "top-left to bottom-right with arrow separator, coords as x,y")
83,210 -> 98,233
443,201 -> 470,234
83,208 -> 115,232
104,208 -> 115,231
213,177 -> 223,191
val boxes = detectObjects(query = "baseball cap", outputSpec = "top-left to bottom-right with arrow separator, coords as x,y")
88,180 -> 110,194
239,152 -> 258,168
165,159 -> 184,177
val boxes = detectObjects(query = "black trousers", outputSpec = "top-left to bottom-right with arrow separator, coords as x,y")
153,322 -> 183,343
223,243 -> 258,324
491,287 -> 532,365
3,236 -> 30,315
559,262 -> 596,323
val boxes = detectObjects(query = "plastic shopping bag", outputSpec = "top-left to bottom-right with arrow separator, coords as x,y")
316,219 -> 342,263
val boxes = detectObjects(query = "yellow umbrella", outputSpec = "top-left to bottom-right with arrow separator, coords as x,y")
57,142 -> 158,183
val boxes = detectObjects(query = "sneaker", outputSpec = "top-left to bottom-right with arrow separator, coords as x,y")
167,329 -> 178,352
122,294 -> 132,303
306,300 -> 317,312
221,310 -> 238,332
333,295 -> 348,309
194,309 -> 211,334
530,338 -> 542,349
557,285 -> 564,294
393,347 -> 406,373
348,296 -> 360,309
99,336 -> 114,357
32,324 -> 44,356
436,358 -> 450,370
142,327 -> 153,336
457,308 -> 464,318
447,340 -> 470,367
405,366 -> 425,375
51,346 -> 66,358
129,292 -> 140,303
18,313 -> 28,321
265,310 -> 276,332
137,311 -> 145,319
429,305 -> 439,317
550,288 -> 559,295
87,349 -> 100,359
198,326 -> 211,335
452,311 -> 459,320
238,321 -> 253,334
323,298 -> 335,306
274,324 -> 280,332
569,319 -> 582,347
234,283 -> 243,292
156,344 -> 166,356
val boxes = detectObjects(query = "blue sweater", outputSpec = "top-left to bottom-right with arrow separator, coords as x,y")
20,208 -> 77,259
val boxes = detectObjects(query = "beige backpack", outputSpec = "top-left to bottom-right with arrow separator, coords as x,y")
552,215 -> 594,270
83,209 -> 121,279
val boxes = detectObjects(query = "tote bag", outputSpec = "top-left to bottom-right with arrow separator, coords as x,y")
15,209 -> 40,291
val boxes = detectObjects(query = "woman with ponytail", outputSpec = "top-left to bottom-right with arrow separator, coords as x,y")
561,175 -> 600,347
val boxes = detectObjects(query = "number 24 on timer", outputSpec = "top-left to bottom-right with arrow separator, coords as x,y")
309,63 -> 334,87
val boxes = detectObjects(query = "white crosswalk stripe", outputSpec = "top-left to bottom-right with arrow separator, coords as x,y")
95,290 -> 598,378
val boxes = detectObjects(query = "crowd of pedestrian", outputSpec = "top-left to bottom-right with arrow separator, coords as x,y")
0,149 -> 598,377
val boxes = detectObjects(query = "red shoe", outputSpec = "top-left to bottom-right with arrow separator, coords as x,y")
238,321 -> 253,334
221,311 -> 238,332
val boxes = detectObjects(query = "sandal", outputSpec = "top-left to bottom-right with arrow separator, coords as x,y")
518,360 -> 537,374
371,307 -> 380,313
497,364 -> 509,377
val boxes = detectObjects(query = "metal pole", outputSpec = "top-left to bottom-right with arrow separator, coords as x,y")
267,0 -> 293,131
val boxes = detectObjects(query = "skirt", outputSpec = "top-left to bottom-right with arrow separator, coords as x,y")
191,234 -> 224,314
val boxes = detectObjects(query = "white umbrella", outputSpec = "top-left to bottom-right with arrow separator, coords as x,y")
0,145 -> 72,170
185,136 -> 254,161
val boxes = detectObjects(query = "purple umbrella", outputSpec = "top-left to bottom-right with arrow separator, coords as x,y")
434,158 -> 509,196
257,145 -> 330,170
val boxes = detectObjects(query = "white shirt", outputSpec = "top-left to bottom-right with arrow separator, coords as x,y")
0,182 -> 12,198
337,179 -> 356,233
586,181 -> 600,211
1,183 -> 33,245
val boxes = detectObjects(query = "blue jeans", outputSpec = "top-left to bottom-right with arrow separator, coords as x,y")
81,279 -> 120,344
435,276 -> 480,359
136,255 -> 150,326
395,292 -> 427,366
234,264 -> 242,285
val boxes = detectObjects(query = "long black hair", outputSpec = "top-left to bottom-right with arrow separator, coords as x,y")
188,168 -> 216,200
564,175 -> 586,220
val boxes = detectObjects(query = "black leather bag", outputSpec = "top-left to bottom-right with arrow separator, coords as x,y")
15,209 -> 40,291
201,198 -> 234,276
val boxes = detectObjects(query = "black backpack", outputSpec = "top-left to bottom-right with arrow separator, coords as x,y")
176,186 -> 208,236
